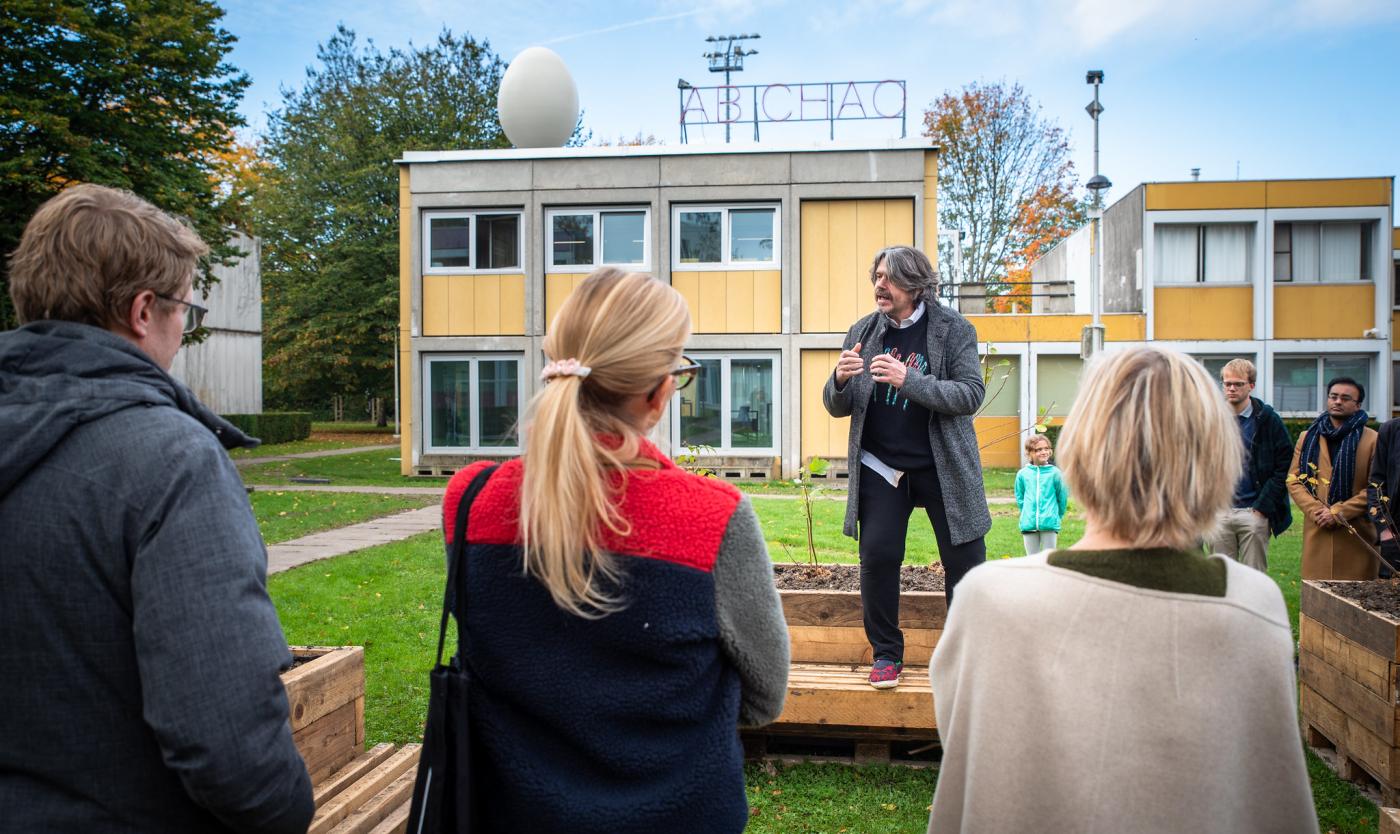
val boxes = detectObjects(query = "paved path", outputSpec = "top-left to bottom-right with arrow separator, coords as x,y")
267,506 -> 441,574
234,444 -> 394,468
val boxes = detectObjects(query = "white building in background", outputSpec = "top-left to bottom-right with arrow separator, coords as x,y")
170,232 -> 263,414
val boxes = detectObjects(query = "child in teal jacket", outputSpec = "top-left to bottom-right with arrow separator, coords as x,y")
1016,434 -> 1069,554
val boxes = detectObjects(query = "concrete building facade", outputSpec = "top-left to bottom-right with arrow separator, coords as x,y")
169,232 -> 263,414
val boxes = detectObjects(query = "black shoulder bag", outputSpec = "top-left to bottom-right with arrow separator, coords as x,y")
406,463 -> 498,834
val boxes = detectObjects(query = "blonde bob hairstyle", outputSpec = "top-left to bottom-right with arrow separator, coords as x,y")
1057,345 -> 1242,550
519,268 -> 691,618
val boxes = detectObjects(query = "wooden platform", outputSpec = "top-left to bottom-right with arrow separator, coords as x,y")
1380,806 -> 1400,834
310,742 -> 421,834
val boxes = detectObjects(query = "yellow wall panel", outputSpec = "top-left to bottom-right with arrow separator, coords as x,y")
923,151 -> 938,260
974,417 -> 1021,469
696,272 -> 728,333
679,271 -> 781,333
1153,287 -> 1253,340
1274,285 -> 1375,339
1265,178 -> 1391,208
422,274 -> 526,336
725,271 -> 755,332
752,271 -> 781,332
1145,181 -> 1267,210
544,273 -> 588,331
672,272 -> 701,328
1393,311 -> 1400,353
1392,228 -> 1400,249
800,198 -> 914,332
965,313 -> 1147,343
800,350 -> 848,460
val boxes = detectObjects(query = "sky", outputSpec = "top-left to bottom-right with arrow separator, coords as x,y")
221,0 -> 1400,204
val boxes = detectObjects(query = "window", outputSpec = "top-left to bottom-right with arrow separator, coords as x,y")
1274,221 -> 1373,282
1393,360 -> 1400,410
673,353 -> 778,453
673,205 -> 780,270
1036,355 -> 1083,419
423,211 -> 523,274
547,208 -> 649,270
1273,355 -> 1371,415
1154,223 -> 1252,284
423,354 -> 522,452
978,354 -> 1021,417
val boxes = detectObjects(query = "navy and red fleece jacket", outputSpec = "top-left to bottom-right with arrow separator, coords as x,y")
441,440 -> 789,834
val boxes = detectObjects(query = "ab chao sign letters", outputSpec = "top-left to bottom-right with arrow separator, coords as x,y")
678,79 -> 907,142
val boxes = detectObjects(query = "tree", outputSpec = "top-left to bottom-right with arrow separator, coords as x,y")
923,81 -> 1085,310
254,26 -> 515,413
0,0 -> 250,328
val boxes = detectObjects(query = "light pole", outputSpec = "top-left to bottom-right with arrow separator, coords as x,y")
1083,70 -> 1111,358
703,33 -> 759,143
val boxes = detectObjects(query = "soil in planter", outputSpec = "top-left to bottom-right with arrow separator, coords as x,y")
1321,579 -> 1400,619
773,562 -> 945,592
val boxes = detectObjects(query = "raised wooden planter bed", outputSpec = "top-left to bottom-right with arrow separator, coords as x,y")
1299,581 -> 1400,804
283,646 -> 366,786
745,589 -> 945,763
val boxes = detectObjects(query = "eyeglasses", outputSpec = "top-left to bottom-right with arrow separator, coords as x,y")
670,355 -> 702,391
154,293 -> 209,335
1328,393 -> 1358,404
1221,381 -> 1251,389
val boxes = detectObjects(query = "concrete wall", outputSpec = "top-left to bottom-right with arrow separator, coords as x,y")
170,232 -> 262,414
1103,185 -> 1143,312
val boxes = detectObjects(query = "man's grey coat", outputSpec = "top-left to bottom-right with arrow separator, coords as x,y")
822,304 -> 992,546
0,321 -> 314,833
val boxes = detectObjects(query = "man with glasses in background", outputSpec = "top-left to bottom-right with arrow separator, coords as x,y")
1206,358 -> 1294,571
1287,376 -> 1380,580
0,185 -> 313,832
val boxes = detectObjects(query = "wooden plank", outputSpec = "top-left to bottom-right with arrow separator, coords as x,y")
294,699 -> 361,786
1301,683 -> 1346,748
801,201 -> 831,332
310,744 -> 421,834
327,769 -> 418,834
1380,806 -> 1400,834
788,626 -> 940,665
1301,614 -> 1398,703
1302,581 -> 1400,659
780,590 -> 945,630
365,802 -> 411,834
1299,650 -> 1397,745
284,646 -> 366,733
776,662 -> 935,730
314,744 -> 396,808
751,722 -> 937,743
1303,679 -> 1400,787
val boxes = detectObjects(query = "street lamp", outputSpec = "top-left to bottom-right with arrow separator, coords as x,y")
703,33 -> 760,143
1082,70 -> 1110,358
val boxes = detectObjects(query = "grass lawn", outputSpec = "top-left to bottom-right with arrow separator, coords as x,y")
250,491 -> 438,544
240,450 -> 448,487
229,436 -> 396,459
267,504 -> 1373,832
312,421 -> 396,434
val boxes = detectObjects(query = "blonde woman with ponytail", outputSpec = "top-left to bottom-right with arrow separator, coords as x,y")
438,268 -> 789,834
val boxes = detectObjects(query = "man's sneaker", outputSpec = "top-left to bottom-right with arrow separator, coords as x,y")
868,659 -> 903,689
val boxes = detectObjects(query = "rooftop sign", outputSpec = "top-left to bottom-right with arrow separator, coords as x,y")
678,79 -> 907,143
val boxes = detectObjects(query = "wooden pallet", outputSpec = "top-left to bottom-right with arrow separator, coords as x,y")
743,722 -> 938,766
284,646 -> 367,786
780,662 -> 935,731
310,743 -> 422,834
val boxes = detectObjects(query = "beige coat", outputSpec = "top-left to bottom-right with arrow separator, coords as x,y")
1287,425 -> 1378,580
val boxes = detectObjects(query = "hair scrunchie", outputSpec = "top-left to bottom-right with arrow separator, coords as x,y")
540,358 -> 591,382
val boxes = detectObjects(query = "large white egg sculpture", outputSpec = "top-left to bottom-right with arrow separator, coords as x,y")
498,47 -> 579,148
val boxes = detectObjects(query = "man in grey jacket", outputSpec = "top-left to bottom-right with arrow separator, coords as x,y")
0,185 -> 314,832
823,246 -> 990,689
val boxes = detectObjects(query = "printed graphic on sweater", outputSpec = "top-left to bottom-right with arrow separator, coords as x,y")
878,347 -> 928,410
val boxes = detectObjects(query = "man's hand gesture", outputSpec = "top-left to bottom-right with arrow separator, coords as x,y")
871,353 -> 909,389
835,342 -> 865,385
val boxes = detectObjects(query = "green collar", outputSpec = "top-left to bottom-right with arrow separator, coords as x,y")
1046,548 -> 1227,597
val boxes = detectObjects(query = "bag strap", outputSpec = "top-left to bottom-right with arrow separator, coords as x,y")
436,464 -> 499,667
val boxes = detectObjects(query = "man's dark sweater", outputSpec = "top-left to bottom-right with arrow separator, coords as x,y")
860,313 -> 934,471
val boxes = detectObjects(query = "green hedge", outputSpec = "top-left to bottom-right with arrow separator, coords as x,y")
223,412 -> 313,445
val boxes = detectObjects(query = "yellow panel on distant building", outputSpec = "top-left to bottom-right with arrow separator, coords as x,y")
1265,178 -> 1391,208
544,273 -> 588,331
1392,228 -> 1399,249
800,350 -> 848,460
1145,182 -> 1267,211
975,417 -> 1021,468
674,271 -> 781,333
801,199 -> 915,332
923,151 -> 938,260
1153,287 -> 1253,340
421,274 -> 526,335
1274,285 -> 1374,339
965,313 -> 1146,343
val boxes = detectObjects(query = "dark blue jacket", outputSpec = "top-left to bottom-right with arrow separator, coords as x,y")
1240,397 -> 1294,537
443,450 -> 788,834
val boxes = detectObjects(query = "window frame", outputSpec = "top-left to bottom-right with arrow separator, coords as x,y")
671,203 -> 781,272
1271,354 -> 1372,418
669,351 -> 781,455
1152,222 -> 1254,285
544,206 -> 652,273
421,353 -> 524,454
1272,220 -> 1376,284
422,209 -> 525,275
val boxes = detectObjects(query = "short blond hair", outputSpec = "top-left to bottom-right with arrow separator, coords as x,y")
1058,346 -> 1241,549
8,184 -> 207,328
1220,358 -> 1256,384
1025,433 -> 1051,453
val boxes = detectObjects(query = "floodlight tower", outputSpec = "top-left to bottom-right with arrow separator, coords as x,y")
1083,69 -> 1112,358
704,33 -> 759,143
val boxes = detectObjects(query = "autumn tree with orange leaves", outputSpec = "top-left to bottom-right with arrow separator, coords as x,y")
924,81 -> 1088,313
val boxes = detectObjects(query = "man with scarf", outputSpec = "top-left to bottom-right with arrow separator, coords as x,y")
1287,377 -> 1379,580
